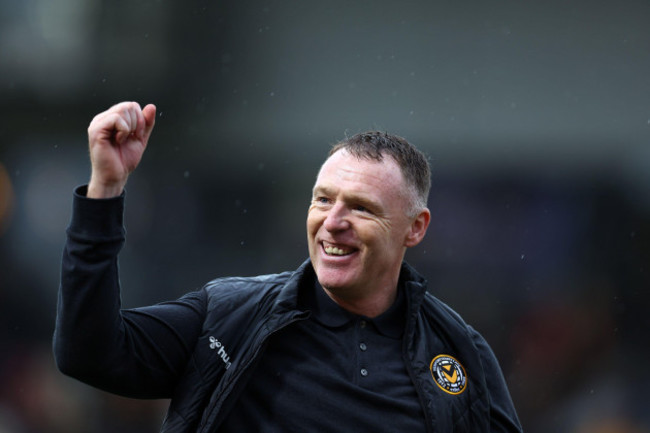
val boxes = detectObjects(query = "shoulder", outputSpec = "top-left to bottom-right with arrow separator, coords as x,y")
420,291 -> 471,329
203,271 -> 295,292
202,271 -> 294,304
203,258 -> 313,297
196,260 -> 314,332
420,292 -> 498,355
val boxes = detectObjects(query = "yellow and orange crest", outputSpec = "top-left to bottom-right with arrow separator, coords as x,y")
430,354 -> 468,395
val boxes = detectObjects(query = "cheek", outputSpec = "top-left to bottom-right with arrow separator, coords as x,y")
306,210 -> 323,238
357,218 -> 392,244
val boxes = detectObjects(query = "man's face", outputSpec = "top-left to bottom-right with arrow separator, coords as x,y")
307,150 -> 422,302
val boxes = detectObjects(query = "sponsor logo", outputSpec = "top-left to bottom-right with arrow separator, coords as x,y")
430,354 -> 467,395
209,336 -> 232,370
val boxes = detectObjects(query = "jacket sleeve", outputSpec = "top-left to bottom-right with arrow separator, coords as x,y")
53,186 -> 205,399
470,327 -> 523,432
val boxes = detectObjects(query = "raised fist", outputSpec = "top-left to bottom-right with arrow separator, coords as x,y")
87,102 -> 156,198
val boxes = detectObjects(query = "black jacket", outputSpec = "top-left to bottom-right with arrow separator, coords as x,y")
54,188 -> 522,432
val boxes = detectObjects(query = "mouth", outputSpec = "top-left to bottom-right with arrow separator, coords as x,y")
322,241 -> 356,257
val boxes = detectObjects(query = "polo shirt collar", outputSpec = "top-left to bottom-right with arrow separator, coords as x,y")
306,280 -> 406,339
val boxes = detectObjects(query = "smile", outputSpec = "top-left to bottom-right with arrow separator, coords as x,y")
322,242 -> 354,256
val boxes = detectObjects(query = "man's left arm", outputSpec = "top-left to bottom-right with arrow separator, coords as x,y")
470,328 -> 524,432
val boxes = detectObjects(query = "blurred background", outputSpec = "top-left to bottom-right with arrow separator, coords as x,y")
1,0 -> 649,431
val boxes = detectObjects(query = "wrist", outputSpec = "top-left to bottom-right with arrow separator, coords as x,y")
87,177 -> 126,199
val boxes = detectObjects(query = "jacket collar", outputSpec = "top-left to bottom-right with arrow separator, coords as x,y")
398,261 -> 429,316
276,259 -> 429,338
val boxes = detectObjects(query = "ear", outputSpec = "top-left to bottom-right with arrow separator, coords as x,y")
404,208 -> 431,248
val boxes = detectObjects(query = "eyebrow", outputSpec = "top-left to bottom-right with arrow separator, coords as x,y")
312,185 -> 334,197
312,185 -> 382,211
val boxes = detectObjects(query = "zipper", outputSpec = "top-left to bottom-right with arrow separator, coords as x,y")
403,283 -> 434,433
404,346 -> 435,433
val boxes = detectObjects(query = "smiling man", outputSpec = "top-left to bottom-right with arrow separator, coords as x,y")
307,142 -> 430,318
54,102 -> 523,432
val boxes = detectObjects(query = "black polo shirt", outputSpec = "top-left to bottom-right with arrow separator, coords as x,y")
217,279 -> 427,432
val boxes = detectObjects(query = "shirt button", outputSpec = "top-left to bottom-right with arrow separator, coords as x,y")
359,342 -> 367,351
360,320 -> 367,329
360,368 -> 368,377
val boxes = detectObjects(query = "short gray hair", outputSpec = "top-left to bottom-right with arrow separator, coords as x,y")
329,131 -> 431,216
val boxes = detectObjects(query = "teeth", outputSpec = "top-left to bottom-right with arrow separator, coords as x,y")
324,245 -> 350,256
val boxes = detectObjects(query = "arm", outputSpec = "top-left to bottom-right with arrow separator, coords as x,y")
53,103 -> 202,398
470,328 -> 523,432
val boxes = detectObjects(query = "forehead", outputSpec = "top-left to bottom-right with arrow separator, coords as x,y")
314,150 -> 406,195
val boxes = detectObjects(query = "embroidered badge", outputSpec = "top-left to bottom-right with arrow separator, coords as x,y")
430,354 -> 467,395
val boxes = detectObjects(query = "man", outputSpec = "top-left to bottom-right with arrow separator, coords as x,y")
54,101 -> 523,432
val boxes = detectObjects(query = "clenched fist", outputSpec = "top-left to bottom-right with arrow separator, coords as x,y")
87,102 -> 156,198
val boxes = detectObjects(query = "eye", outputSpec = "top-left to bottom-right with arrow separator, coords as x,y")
353,204 -> 371,214
315,196 -> 331,205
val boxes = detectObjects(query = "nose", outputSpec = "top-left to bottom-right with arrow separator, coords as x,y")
323,202 -> 350,232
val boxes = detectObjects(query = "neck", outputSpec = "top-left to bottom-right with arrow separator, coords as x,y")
322,285 -> 398,318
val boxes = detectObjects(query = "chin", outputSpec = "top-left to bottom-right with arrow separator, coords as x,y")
312,253 -> 362,291
315,270 -> 352,292
320,277 -> 367,301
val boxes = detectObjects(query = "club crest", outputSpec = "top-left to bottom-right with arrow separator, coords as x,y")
430,354 -> 467,395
